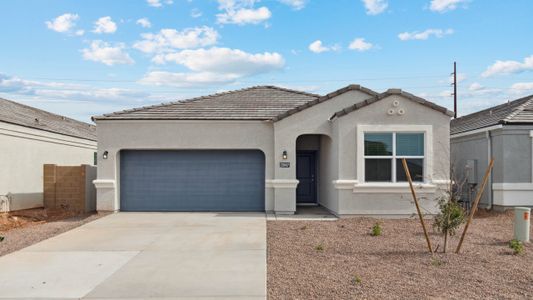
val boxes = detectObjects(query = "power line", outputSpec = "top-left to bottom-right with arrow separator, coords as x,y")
23,74 -> 450,84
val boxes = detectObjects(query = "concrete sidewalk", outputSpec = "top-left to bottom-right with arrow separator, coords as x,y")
0,212 -> 266,299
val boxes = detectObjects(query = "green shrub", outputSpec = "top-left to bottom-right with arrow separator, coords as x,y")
371,222 -> 382,236
300,225 -> 307,230
433,196 -> 465,253
509,239 -> 524,255
0,236 -> 4,242
315,244 -> 324,251
352,275 -> 362,285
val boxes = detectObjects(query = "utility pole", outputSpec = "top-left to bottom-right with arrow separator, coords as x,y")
452,61 -> 457,118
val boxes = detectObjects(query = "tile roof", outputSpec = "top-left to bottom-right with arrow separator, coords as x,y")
93,86 -> 320,121
451,94 -> 533,135
330,89 -> 455,120
272,84 -> 377,121
0,98 -> 97,141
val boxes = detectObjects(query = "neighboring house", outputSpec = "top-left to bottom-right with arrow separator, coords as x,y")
93,85 -> 453,216
451,94 -> 533,210
0,98 -> 97,212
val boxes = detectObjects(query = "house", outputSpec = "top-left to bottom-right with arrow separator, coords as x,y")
451,94 -> 533,210
92,85 -> 453,216
0,98 -> 97,212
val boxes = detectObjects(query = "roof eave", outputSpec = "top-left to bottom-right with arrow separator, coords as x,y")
330,89 -> 454,121
273,84 -> 378,122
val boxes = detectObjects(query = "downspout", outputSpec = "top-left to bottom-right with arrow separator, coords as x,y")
486,130 -> 493,210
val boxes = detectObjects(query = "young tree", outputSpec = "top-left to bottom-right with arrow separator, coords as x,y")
433,195 -> 465,253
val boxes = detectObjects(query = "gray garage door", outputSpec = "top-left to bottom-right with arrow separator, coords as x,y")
120,150 -> 265,212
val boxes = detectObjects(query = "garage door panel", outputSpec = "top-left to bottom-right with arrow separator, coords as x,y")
120,150 -> 265,211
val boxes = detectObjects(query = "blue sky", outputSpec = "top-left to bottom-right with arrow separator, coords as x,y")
0,0 -> 532,122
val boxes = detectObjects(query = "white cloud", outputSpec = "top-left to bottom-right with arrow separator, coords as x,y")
481,55 -> 533,77
362,0 -> 388,15
136,18 -> 151,28
448,72 -> 467,84
139,71 -> 240,87
92,16 -> 117,34
0,73 -> 150,114
81,40 -> 134,66
348,38 -> 373,52
191,8 -> 203,18
217,6 -> 271,25
278,0 -> 307,10
216,0 -> 271,25
309,40 -> 337,53
147,0 -> 173,7
45,13 -> 79,33
511,82 -> 533,92
217,0 -> 258,11
468,82 -> 483,91
75,29 -> 85,36
429,0 -> 469,13
152,47 -> 284,74
133,26 -> 219,53
398,28 -> 454,41
141,47 -> 284,86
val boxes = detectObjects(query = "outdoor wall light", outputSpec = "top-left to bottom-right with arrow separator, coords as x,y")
102,151 -> 109,160
282,150 -> 288,160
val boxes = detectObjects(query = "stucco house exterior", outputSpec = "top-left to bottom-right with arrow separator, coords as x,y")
93,85 -> 453,216
451,94 -> 533,210
0,98 -> 97,212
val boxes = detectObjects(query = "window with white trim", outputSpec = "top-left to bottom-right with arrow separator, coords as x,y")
364,132 -> 424,182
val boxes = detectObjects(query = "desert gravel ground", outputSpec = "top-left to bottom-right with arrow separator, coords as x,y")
0,210 -> 107,256
268,210 -> 533,299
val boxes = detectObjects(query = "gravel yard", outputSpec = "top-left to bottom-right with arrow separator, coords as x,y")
268,210 -> 533,299
0,208 -> 107,256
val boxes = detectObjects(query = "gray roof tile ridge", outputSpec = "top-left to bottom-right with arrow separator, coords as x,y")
502,96 -> 533,123
92,85 -> 318,120
1,97 -> 95,129
452,94 -> 533,123
272,84 -> 378,121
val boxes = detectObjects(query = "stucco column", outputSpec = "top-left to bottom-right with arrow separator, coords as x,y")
94,148 -> 119,211
271,133 -> 298,214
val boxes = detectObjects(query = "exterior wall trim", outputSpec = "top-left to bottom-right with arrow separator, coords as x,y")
352,182 -> 437,193
266,179 -> 299,188
93,179 -> 115,189
493,183 -> 533,190
0,122 -> 97,149
332,180 -> 359,189
492,183 -> 533,206
451,124 -> 503,138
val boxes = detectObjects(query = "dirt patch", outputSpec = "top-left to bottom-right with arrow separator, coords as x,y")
268,210 -> 533,299
0,208 -> 108,256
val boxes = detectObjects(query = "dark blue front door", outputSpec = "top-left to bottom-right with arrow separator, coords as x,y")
296,151 -> 317,204
120,150 -> 265,211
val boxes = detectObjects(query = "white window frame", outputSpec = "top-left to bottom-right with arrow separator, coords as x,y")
357,125 -> 433,184
363,132 -> 425,182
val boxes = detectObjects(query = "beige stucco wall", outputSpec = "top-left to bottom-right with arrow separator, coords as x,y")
333,94 -> 451,215
0,121 -> 97,212
93,120 -> 275,211
94,90 -> 451,216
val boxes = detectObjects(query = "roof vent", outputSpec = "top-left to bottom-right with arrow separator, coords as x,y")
489,110 -> 493,116
34,118 -> 39,124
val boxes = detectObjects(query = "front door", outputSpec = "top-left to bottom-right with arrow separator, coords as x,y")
296,151 -> 317,204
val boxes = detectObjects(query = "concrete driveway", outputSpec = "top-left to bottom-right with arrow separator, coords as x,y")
0,212 -> 266,299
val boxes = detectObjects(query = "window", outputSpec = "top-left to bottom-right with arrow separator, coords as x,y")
364,132 -> 424,182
